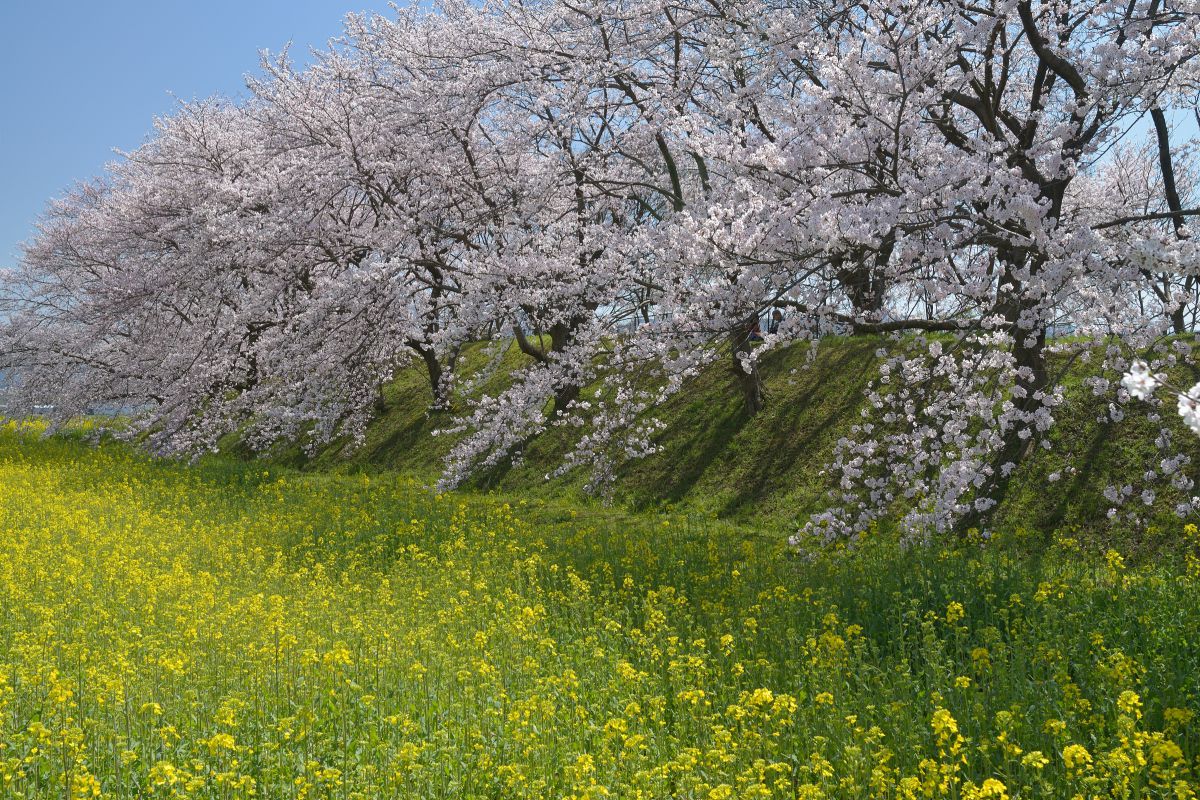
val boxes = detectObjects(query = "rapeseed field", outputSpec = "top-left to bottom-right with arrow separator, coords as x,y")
0,424 -> 1198,798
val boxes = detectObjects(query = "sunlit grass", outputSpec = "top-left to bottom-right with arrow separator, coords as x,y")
0,426 -> 1197,798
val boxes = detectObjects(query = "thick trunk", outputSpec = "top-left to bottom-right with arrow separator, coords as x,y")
407,340 -> 452,411
549,320 -> 579,415
729,318 -> 764,417
1172,305 -> 1188,336
553,382 -> 581,416
420,348 -> 447,411
835,236 -> 894,333
953,133 -> 1067,534
514,318 -> 586,416
957,255 -> 1047,535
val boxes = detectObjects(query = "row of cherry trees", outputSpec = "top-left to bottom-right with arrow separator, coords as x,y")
3,0 -> 1199,538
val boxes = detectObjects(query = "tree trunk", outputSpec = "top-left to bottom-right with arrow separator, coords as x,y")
514,317 -> 587,416
956,254 -> 1047,535
1172,305 -> 1188,336
729,317 -> 764,416
553,383 -> 581,416
549,320 -> 580,415
407,340 -> 451,411
836,234 -> 894,332
1152,108 -> 1192,334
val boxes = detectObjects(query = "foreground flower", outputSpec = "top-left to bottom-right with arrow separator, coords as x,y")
1178,383 -> 1200,435
1121,361 -> 1161,401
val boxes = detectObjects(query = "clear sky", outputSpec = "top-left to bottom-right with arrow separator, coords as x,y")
0,1 -> 401,269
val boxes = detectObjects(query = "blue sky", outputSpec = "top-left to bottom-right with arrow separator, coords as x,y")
0,1 -> 400,268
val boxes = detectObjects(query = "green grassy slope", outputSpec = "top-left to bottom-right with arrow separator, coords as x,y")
280,337 -> 1200,544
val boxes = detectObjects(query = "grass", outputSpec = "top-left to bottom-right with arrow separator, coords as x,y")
1,424 -> 1198,798
271,337 -> 883,523
253,337 -> 1200,552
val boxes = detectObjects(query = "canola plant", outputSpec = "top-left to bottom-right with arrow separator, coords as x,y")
0,424 -> 1197,798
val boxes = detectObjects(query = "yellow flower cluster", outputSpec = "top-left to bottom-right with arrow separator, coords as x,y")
0,427 -> 1196,798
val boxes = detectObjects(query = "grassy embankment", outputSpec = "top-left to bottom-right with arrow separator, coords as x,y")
274,336 -> 1200,551
0,425 -> 1198,798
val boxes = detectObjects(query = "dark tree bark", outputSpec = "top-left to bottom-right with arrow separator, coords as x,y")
957,249 -> 1048,535
514,315 -> 589,415
834,232 -> 895,331
729,315 -> 765,417
406,339 -> 458,412
1151,107 -> 1194,335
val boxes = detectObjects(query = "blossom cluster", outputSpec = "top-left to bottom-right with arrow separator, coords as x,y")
1123,360 -> 1200,434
